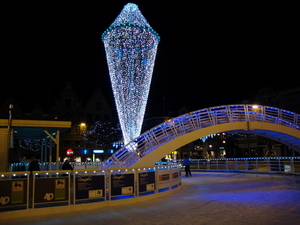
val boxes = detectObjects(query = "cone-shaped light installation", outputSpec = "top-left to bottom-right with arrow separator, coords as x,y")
102,3 -> 160,144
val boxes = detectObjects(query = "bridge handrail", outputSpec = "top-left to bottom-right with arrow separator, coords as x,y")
101,105 -> 300,169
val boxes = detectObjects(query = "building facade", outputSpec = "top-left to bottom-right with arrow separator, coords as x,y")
0,81 -> 116,163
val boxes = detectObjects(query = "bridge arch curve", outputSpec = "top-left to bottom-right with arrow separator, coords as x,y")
102,105 -> 300,169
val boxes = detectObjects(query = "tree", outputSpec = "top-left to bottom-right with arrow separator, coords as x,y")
83,121 -> 121,159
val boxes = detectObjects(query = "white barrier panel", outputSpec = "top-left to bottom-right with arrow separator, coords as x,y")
171,169 -> 181,186
157,169 -> 171,190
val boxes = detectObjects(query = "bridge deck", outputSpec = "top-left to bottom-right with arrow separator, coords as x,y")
2,172 -> 300,225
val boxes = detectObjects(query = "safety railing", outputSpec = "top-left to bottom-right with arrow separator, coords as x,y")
178,157 -> 300,175
0,164 -> 182,215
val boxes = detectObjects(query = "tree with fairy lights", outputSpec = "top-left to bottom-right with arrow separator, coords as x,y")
102,3 -> 160,144
19,138 -> 55,152
83,121 -> 121,159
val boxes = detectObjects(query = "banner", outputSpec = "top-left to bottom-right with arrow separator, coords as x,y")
158,170 -> 170,190
171,169 -> 181,186
139,172 -> 155,193
0,180 -> 27,206
111,174 -> 134,196
34,178 -> 68,203
76,176 -> 104,199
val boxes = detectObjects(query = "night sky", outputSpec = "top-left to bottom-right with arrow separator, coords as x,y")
1,1 -> 300,116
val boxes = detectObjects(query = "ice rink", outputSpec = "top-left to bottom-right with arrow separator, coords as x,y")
2,172 -> 300,225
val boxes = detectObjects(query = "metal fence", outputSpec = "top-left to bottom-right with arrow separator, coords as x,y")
178,157 -> 300,175
0,164 -> 182,215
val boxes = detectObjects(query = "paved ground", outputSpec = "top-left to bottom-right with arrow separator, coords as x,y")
2,172 -> 300,225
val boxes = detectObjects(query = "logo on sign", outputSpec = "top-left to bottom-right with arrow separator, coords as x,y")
122,186 -> 133,194
0,196 -> 9,205
44,193 -> 54,201
12,181 -> 23,191
88,189 -> 102,198
56,179 -> 65,189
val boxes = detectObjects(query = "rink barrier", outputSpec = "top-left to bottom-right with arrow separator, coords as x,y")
0,164 -> 182,219
178,157 -> 300,175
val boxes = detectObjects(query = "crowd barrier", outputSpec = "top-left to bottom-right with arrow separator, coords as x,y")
0,164 -> 182,219
178,157 -> 300,175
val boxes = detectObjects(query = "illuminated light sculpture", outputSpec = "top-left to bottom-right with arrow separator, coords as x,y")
102,3 -> 160,144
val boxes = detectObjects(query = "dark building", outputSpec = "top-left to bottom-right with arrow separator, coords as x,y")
1,81 -> 116,162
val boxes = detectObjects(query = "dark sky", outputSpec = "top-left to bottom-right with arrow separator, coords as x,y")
1,1 -> 300,116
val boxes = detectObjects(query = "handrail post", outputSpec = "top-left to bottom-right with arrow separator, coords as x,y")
267,158 -> 271,171
135,168 -> 139,197
255,158 -> 258,171
169,166 -> 172,190
155,167 -> 158,194
108,169 -> 111,201
290,157 -> 295,173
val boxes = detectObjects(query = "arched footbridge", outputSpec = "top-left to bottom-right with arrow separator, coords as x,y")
101,104 -> 300,169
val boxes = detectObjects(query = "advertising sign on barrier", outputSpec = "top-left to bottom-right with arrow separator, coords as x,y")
158,170 -> 170,190
0,180 -> 27,206
111,174 -> 134,196
172,170 -> 181,186
76,176 -> 105,199
139,172 -> 155,193
34,178 -> 68,203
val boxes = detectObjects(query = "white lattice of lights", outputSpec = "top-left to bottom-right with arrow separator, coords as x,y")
102,3 -> 160,144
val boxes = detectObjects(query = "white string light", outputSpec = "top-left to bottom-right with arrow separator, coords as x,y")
102,3 -> 160,144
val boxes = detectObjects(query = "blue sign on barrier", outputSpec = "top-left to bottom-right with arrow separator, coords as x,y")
111,174 -> 134,196
139,172 -> 155,193
76,176 -> 105,199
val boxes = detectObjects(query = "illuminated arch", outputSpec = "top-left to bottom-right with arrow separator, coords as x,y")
101,105 -> 300,168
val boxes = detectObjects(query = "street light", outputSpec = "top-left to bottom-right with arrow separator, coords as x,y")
80,123 -> 86,134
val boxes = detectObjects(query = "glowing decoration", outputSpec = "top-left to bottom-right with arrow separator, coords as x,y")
102,3 -> 160,144
19,138 -> 55,152
83,121 -> 120,147
200,134 -> 216,142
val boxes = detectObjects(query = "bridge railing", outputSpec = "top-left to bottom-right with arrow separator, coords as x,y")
102,105 -> 300,169
178,157 -> 300,175
0,164 -> 182,217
